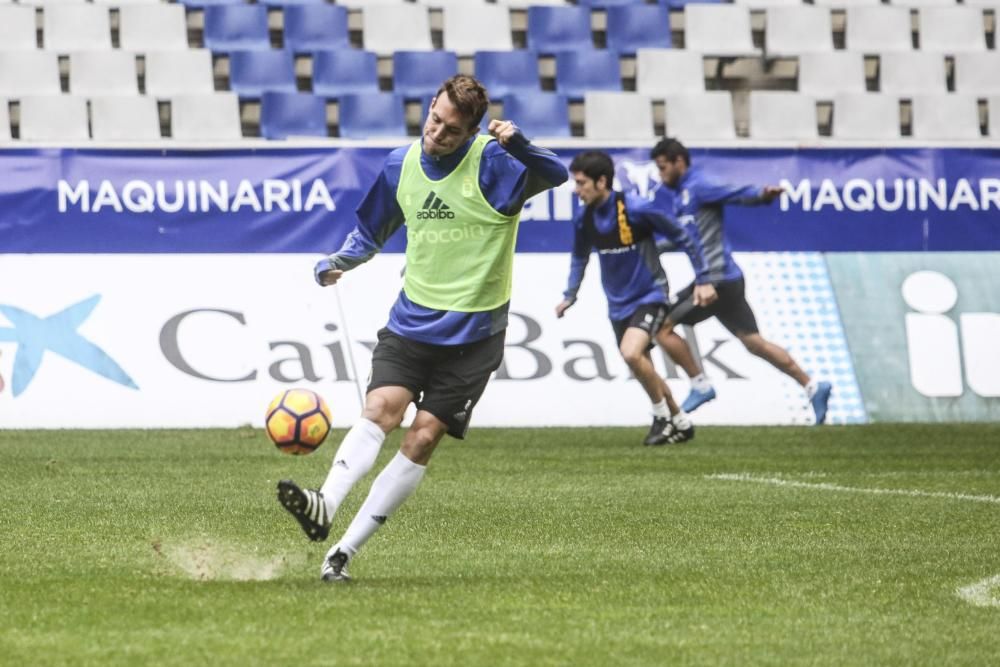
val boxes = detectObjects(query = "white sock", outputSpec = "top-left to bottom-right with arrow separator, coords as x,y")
338,451 -> 426,556
651,398 -> 670,419
805,379 -> 818,399
672,409 -> 692,429
691,373 -> 712,392
319,418 -> 385,516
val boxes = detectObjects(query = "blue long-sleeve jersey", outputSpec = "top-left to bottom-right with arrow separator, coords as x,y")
563,192 -> 709,321
656,164 -> 769,284
327,132 -> 567,345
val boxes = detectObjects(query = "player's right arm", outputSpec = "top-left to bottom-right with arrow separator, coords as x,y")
556,213 -> 590,317
315,152 -> 407,286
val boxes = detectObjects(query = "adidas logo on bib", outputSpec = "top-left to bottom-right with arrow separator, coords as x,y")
416,191 -> 456,219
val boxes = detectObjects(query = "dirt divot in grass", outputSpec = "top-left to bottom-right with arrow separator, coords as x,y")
151,537 -> 306,582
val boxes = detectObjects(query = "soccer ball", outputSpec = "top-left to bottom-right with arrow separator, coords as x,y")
265,388 -> 332,455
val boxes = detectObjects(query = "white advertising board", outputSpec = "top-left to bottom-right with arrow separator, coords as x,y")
0,253 -> 857,428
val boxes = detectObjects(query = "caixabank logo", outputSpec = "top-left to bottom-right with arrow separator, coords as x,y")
0,295 -> 138,397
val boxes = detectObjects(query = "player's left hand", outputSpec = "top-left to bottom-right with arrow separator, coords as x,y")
488,119 -> 518,147
693,283 -> 718,306
761,185 -> 785,202
314,257 -> 343,286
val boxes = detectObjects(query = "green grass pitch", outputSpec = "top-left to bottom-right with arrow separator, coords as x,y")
1,424 -> 999,666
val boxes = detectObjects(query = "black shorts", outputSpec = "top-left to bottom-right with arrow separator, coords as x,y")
611,302 -> 669,349
669,278 -> 759,336
367,328 -> 505,440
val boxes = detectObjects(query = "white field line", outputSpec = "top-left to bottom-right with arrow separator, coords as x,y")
957,575 -> 1000,608
706,473 -> 1000,505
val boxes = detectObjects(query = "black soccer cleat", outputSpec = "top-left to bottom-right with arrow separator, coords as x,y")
643,416 -> 672,446
277,479 -> 330,542
657,420 -> 695,445
321,548 -> 352,583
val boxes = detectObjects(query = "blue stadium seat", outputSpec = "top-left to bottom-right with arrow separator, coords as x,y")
474,51 -> 541,100
392,51 -> 459,100
203,5 -> 270,53
229,50 -> 297,99
260,91 -> 328,140
338,93 -> 407,139
555,50 -> 622,100
526,6 -> 593,54
606,5 -> 672,56
502,93 -> 571,138
283,5 -> 349,53
312,50 -> 379,98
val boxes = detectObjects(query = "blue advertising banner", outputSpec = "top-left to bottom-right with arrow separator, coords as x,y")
1,146 -> 999,254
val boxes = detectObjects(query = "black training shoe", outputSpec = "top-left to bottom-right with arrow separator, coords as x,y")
321,547 -> 351,582
643,416 -> 672,446
277,480 -> 330,542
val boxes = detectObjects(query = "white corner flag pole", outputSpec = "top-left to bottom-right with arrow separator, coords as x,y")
333,283 -> 365,413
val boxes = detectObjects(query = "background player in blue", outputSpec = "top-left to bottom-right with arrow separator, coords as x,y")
650,137 -> 833,425
276,75 -> 568,582
555,151 -> 711,446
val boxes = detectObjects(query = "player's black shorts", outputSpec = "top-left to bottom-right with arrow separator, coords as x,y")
367,327 -> 505,440
610,302 -> 669,349
668,278 -> 759,336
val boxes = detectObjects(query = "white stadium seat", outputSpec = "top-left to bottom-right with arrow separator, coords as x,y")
362,5 -> 433,55
443,5 -> 513,55
0,6 -> 37,50
19,95 -> 90,142
832,93 -> 901,139
765,7 -> 835,57
171,93 -> 242,142
43,5 -> 113,52
879,52 -> 947,96
990,96 -> 1000,139
748,91 -> 818,140
0,100 -> 10,142
665,92 -> 736,140
584,92 -> 654,140
918,8 -> 987,54
954,52 -> 1000,96
145,50 -> 216,98
798,52 -> 867,98
845,7 -> 913,53
119,4 -> 189,52
684,6 -> 760,58
0,51 -> 61,97
636,49 -> 705,98
91,95 -> 162,142
69,51 -> 139,96
910,94 -> 981,140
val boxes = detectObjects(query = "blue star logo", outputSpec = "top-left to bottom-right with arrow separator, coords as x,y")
0,295 -> 138,397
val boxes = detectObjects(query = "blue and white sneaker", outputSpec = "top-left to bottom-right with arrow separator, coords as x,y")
681,386 -> 717,413
810,381 -> 832,425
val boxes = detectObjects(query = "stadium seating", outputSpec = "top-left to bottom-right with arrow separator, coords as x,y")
605,5 -> 672,56
555,50 -> 622,100
879,52 -> 948,96
0,6 -> 37,50
43,6 -> 112,52
845,7 -> 913,53
910,94 -> 982,140
119,5 -> 189,52
684,5 -> 760,57
474,51 -> 541,100
765,7 -> 834,58
203,5 -> 270,53
578,0 -> 648,7
362,5 -> 433,55
171,93 -> 243,141
0,52 -> 61,97
90,96 -> 162,142
990,97 -> 1000,139
443,5 -> 514,55
526,6 -> 594,54
19,96 -> 89,142
831,94 -> 901,139
748,91 -> 819,140
282,5 -> 349,53
0,102 -> 10,142
69,52 -> 139,97
918,8 -> 987,53
229,50 -> 297,100
337,93 -> 407,139
145,50 -> 216,98
260,91 -> 328,140
665,92 -> 737,140
798,52 -> 867,98
312,50 -> 380,99
584,92 -> 654,140
954,53 -> 1000,96
502,92 -> 571,138
636,49 -> 705,97
495,0 -> 569,7
393,51 -> 460,100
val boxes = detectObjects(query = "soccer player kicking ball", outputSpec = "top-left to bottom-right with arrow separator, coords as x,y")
555,151 -> 713,446
649,137 -> 833,424
277,75 -> 567,583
